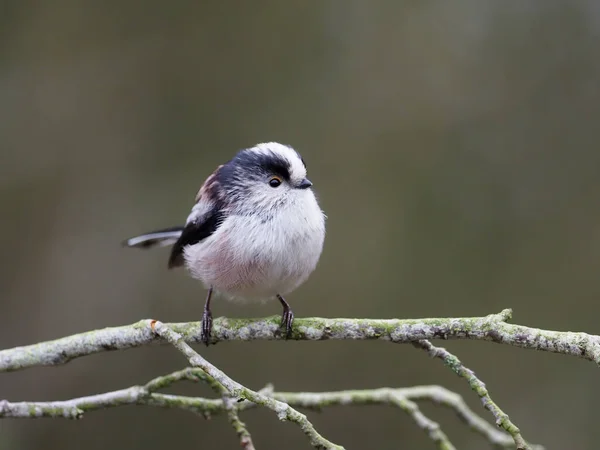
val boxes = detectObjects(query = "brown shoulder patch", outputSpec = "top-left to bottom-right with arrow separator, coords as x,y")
195,165 -> 223,203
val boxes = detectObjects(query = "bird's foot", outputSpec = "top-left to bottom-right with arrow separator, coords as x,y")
277,294 -> 294,338
281,307 -> 294,338
201,309 -> 213,346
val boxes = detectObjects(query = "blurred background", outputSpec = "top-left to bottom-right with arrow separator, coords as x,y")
1,1 -> 600,449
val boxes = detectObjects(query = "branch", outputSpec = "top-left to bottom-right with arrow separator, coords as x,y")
222,395 -> 256,450
380,394 -> 455,450
413,340 -> 540,450
0,309 -> 575,448
175,342 -> 257,449
0,366 -> 526,449
0,367 -> 220,419
2,309 -> 599,373
150,320 -> 343,450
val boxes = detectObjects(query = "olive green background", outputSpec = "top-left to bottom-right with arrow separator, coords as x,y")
2,2 -> 600,449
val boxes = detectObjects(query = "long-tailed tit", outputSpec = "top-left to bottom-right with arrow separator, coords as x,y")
123,142 -> 326,345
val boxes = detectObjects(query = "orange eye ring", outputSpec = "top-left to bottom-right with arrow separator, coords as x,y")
269,177 -> 282,188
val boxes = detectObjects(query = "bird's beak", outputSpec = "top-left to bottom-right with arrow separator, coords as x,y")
297,178 -> 313,189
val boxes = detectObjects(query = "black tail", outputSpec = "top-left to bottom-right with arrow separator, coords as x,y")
122,226 -> 184,249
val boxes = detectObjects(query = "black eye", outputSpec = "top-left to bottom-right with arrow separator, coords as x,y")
269,177 -> 282,188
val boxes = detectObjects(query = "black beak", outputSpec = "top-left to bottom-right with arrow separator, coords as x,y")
297,178 -> 313,189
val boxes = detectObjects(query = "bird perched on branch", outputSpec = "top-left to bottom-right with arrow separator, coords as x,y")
123,142 -> 326,345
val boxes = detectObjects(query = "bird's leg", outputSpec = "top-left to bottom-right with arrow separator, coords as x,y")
276,294 -> 294,338
201,287 -> 213,346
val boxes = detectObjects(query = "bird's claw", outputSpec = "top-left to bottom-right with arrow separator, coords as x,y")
281,307 -> 294,338
201,309 -> 213,346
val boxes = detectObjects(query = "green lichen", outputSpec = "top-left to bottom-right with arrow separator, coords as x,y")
132,320 -> 151,329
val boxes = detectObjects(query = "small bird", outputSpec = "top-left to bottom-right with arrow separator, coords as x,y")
123,142 -> 326,345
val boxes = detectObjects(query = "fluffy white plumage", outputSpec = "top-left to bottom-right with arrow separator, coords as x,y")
184,143 -> 325,301
125,142 -> 325,302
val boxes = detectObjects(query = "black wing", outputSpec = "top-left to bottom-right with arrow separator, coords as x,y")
168,208 -> 225,268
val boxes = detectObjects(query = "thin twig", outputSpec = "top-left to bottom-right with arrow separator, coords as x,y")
274,387 -> 522,448
0,366 -> 539,448
150,320 -> 343,450
413,340 -> 539,450
192,359 -> 257,449
401,386 -> 524,449
2,309 -> 600,372
389,393 -> 455,450
223,396 -> 256,450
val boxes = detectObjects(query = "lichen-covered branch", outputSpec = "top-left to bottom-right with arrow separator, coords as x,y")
150,320 -> 343,450
386,394 -> 455,450
2,309 -> 599,373
413,340 -> 541,450
0,366 -> 530,448
222,395 -> 255,450
173,343 -> 257,449
0,309 -> 578,448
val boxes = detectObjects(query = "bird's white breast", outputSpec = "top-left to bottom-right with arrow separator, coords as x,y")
183,191 -> 325,301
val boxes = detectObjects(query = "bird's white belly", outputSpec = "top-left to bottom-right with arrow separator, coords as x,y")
183,211 -> 324,301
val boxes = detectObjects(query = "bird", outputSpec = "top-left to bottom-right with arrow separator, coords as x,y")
123,142 -> 326,345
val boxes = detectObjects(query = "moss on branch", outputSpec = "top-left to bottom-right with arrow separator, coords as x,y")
2,309 -> 600,373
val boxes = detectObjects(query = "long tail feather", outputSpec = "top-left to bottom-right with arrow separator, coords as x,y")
122,226 -> 184,249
